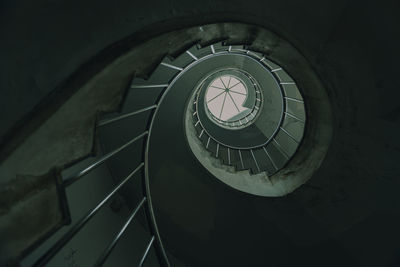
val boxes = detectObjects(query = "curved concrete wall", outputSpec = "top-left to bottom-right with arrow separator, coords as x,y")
0,0 -> 400,266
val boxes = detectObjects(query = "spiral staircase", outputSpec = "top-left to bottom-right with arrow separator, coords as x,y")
1,2 -> 400,267
26,40 -> 306,266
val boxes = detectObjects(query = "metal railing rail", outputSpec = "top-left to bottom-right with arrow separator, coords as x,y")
34,162 -> 145,266
63,131 -> 148,187
32,105 -> 171,267
94,197 -> 147,267
29,42 -> 305,267
139,236 -> 155,267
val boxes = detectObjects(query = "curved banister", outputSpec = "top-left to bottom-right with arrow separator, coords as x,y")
29,40 -> 304,267
31,106 -> 170,266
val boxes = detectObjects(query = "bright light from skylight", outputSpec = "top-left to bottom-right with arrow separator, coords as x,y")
205,75 -> 249,122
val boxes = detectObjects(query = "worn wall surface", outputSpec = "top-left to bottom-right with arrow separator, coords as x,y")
1,0 -> 400,266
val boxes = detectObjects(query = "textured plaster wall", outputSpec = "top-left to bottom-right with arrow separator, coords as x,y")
0,0 -> 348,147
0,0 -> 399,266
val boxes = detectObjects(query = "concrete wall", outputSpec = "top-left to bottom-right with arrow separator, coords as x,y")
1,0 -> 400,266
0,0 -> 367,145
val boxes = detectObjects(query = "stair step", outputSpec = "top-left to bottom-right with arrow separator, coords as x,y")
218,146 -> 230,165
281,83 -> 303,100
259,57 -> 281,71
207,138 -> 218,156
231,149 -> 245,171
240,150 -> 258,173
274,131 -> 298,158
252,148 -> 275,175
272,68 -> 294,83
209,42 -> 226,53
275,116 -> 305,155
226,44 -> 247,53
185,45 -> 203,60
124,84 -> 163,112
161,55 -> 188,70
285,98 -> 306,122
152,62 -> 182,83
245,50 -> 264,60
265,141 -> 288,170
198,130 -> 209,146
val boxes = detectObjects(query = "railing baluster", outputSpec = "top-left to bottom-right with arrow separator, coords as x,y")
63,132 -> 148,187
94,197 -> 147,267
98,105 -> 157,127
284,96 -> 303,103
250,149 -> 261,173
280,82 -> 295,85
186,50 -> 198,61
271,67 -> 282,72
238,150 -> 244,169
139,236 -> 155,267
279,127 -> 299,144
272,139 -> 290,159
210,44 -> 216,54
131,84 -> 169,89
228,148 -> 230,165
160,62 -> 183,71
263,147 -> 278,170
33,163 -> 144,267
284,111 -> 305,123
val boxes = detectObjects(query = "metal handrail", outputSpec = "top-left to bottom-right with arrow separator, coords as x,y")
98,105 -> 157,126
33,163 -> 145,266
30,43 -> 304,267
63,131 -> 148,187
31,106 -> 170,266
136,48 -> 287,265
94,197 -> 147,266
139,236 -> 155,267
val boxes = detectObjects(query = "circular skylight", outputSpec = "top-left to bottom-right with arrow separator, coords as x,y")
204,74 -> 260,129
